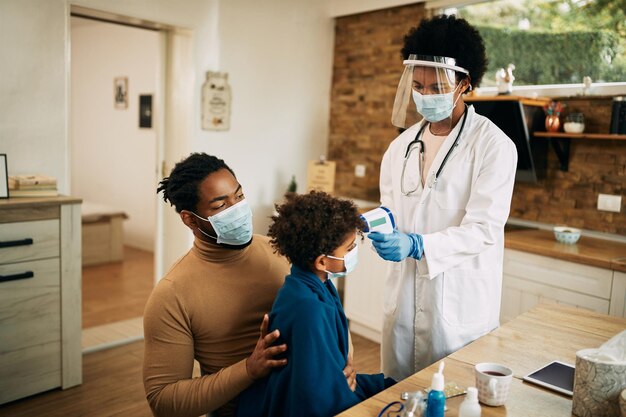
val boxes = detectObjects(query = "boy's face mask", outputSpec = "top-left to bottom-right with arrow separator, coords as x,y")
324,245 -> 359,279
191,199 -> 253,246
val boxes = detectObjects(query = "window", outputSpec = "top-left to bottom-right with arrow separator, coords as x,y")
446,0 -> 625,87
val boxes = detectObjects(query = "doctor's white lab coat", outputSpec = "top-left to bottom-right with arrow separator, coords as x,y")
379,105 -> 517,381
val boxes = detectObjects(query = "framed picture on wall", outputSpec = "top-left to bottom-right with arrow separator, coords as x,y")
0,154 -> 8,199
114,76 -> 128,109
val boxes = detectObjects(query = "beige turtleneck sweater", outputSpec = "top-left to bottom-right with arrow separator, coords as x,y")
143,235 -> 289,417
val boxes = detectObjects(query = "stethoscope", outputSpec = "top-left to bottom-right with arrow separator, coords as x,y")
400,105 -> 469,196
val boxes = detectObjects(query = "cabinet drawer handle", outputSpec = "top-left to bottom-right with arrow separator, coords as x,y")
0,271 -> 34,283
0,238 -> 34,249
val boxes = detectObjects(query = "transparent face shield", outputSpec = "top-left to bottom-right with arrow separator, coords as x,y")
391,54 -> 469,128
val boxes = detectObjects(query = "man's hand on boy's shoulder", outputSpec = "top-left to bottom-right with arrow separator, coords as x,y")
344,357 -> 357,391
246,314 -> 288,380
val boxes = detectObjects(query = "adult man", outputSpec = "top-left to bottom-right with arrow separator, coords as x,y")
369,15 -> 517,380
143,153 -> 291,417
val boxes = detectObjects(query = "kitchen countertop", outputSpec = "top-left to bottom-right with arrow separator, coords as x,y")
505,228 -> 626,272
339,303 -> 626,417
347,196 -> 626,273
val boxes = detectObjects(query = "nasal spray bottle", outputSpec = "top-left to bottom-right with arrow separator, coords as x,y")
360,206 -> 395,234
426,362 -> 445,417
458,387 -> 481,417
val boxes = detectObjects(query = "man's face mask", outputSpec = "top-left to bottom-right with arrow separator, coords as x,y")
411,83 -> 461,123
324,245 -> 359,279
191,199 -> 253,246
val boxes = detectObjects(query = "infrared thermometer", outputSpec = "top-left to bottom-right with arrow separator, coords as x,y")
360,206 -> 395,234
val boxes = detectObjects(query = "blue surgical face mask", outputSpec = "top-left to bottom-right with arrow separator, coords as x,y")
412,85 -> 460,123
324,245 -> 359,279
191,199 -> 253,246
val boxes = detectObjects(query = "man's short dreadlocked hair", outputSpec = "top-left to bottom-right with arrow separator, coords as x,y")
157,153 -> 235,213
268,191 -> 365,269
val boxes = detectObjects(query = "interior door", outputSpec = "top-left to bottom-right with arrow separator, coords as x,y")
155,28 -> 195,282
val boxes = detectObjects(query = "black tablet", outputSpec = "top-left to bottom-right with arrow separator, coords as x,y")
522,361 -> 575,396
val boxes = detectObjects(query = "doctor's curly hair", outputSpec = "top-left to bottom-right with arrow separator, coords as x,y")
401,14 -> 488,90
268,191 -> 365,269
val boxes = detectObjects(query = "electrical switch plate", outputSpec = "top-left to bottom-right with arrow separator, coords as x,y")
355,164 -> 366,178
139,94 -> 153,128
597,193 -> 622,213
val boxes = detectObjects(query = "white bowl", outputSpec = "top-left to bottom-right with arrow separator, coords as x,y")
563,122 -> 585,133
553,226 -> 581,244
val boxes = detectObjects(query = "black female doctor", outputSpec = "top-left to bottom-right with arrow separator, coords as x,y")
368,15 -> 518,381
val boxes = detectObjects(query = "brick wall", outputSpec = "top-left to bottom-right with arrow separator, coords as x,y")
328,3 -> 427,201
328,6 -> 626,235
511,97 -> 626,235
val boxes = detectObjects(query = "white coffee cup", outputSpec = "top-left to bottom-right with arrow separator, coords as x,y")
474,362 -> 513,406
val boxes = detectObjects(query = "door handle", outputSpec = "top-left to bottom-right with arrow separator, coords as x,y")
0,271 -> 34,283
0,238 -> 34,249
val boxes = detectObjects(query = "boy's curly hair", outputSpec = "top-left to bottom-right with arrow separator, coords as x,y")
268,191 -> 365,269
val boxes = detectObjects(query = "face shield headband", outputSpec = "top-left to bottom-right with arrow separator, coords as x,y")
391,55 -> 469,128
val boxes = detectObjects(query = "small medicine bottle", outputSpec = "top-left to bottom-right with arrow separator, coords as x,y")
458,387 -> 481,417
426,367 -> 445,417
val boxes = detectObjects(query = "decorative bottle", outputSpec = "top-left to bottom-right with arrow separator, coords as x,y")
201,71 -> 231,131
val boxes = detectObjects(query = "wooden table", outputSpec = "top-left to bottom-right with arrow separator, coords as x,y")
338,304 -> 626,416
81,201 -> 128,266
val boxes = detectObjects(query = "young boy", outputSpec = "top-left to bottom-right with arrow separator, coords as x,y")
237,191 -> 395,417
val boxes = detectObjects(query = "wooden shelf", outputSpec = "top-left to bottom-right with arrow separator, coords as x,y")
465,95 -> 550,108
533,131 -> 626,171
534,132 -> 626,140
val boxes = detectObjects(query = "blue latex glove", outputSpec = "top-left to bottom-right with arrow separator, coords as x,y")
368,230 -> 424,262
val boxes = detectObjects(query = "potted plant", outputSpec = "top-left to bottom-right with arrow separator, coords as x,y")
285,175 -> 297,200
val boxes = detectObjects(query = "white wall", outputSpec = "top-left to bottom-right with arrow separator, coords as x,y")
1,0 -> 336,244
70,17 -> 160,251
329,0 -> 421,17
198,0 -> 335,234
0,0 -> 68,187
74,0 -> 336,237
71,0 -> 337,236
0,0 -> 218,193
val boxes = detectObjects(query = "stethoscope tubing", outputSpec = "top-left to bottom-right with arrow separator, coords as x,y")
401,106 -> 469,195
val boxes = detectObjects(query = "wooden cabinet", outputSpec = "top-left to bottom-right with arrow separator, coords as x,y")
345,242 -> 626,343
501,248 -> 625,323
609,270 -> 626,318
344,238 -> 387,343
0,197 -> 82,404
